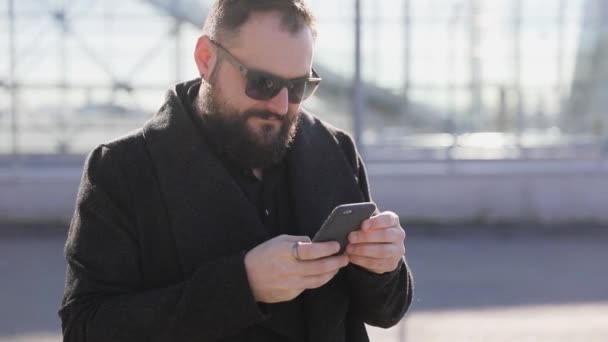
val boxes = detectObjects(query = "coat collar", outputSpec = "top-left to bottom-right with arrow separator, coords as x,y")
142,80 -> 365,340
142,80 -> 269,275
285,113 -> 365,341
285,112 -> 367,237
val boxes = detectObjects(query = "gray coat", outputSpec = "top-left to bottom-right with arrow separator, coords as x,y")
59,80 -> 413,342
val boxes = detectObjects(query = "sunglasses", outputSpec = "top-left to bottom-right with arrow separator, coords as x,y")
210,39 -> 321,104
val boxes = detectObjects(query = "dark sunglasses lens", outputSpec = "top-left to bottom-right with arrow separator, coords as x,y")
245,72 -> 320,104
246,73 -> 281,100
288,80 -> 307,104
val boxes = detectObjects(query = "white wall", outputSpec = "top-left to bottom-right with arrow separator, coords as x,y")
1,159 -> 608,225
368,159 -> 608,224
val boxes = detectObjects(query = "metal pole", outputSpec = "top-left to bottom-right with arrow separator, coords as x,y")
353,0 -> 365,156
599,0 -> 608,155
447,3 -> 459,161
513,0 -> 525,158
557,0 -> 565,102
469,0 -> 481,133
402,0 -> 411,121
174,0 -> 182,83
556,0 -> 565,131
8,0 -> 18,158
59,0 -> 68,154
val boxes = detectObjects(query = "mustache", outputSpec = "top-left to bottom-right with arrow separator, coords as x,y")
243,110 -> 285,122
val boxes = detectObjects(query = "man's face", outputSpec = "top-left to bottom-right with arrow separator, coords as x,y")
197,11 -> 315,169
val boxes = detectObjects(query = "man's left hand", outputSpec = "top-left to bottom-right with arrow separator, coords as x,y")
346,211 -> 406,274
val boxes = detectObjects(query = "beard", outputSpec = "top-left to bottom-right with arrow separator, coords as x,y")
195,79 -> 300,170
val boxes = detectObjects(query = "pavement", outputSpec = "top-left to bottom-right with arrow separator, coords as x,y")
1,226 -> 607,341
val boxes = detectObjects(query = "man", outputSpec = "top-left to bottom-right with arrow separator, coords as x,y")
59,0 -> 413,341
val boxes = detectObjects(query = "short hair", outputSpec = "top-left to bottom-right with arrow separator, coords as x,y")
202,0 -> 317,44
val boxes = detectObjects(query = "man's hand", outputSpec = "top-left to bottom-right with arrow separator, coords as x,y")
346,211 -> 406,274
244,235 -> 349,303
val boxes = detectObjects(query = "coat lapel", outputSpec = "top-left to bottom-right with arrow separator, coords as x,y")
142,82 -> 269,276
286,112 -> 367,341
286,112 -> 366,239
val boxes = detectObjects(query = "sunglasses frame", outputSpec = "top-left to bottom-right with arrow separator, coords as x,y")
209,39 -> 322,104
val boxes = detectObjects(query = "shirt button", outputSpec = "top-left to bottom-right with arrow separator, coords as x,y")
265,209 -> 270,216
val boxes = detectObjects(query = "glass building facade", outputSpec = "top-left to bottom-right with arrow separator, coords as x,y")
1,0 -> 607,159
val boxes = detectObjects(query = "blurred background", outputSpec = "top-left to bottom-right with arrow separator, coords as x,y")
1,0 -> 607,341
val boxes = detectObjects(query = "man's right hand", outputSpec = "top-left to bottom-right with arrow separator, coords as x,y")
244,235 -> 349,303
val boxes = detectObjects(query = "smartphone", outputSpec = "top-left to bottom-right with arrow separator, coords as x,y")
312,202 -> 377,254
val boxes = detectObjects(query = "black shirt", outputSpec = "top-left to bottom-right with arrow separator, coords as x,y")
232,164 -> 290,237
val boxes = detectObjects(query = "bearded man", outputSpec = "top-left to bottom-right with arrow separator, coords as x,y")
59,1 -> 413,341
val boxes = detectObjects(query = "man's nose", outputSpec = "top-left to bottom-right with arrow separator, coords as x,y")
265,87 -> 289,115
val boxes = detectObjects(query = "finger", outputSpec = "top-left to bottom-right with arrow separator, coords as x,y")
279,234 -> 312,243
296,241 -> 341,260
299,269 -> 341,290
361,211 -> 400,231
296,255 -> 349,276
346,243 -> 404,259
348,226 -> 405,244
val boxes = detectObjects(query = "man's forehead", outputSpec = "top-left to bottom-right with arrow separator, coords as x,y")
227,11 -> 314,78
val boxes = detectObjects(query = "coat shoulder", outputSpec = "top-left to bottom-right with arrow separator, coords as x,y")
299,110 -> 352,140
300,110 -> 357,149
100,128 -> 146,155
85,128 -> 151,170
81,128 -> 151,195
299,110 -> 361,170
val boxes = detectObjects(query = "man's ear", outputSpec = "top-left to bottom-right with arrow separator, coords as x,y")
194,35 -> 218,81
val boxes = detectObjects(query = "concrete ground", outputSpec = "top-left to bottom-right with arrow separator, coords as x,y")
1,226 -> 607,342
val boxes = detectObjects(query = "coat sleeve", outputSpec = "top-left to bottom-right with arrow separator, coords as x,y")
334,131 -> 414,328
59,145 -> 266,342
